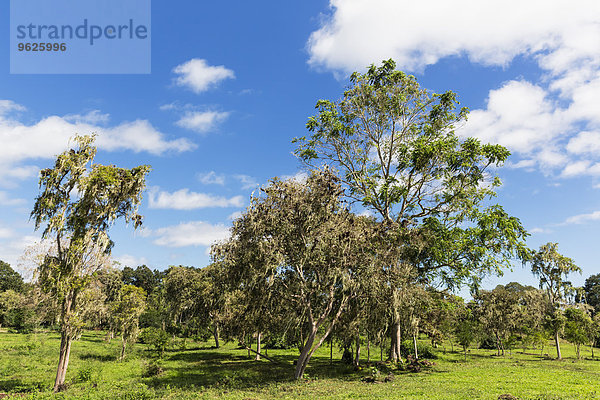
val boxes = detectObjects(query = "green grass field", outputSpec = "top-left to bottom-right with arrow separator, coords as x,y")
0,330 -> 599,399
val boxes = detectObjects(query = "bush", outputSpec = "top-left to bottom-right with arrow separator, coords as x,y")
142,360 -> 164,378
76,365 -> 94,383
138,327 -> 170,357
400,340 -> 436,359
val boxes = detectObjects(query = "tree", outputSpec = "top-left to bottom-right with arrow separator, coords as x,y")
454,303 -> 478,361
111,284 -> 147,360
0,260 -> 24,293
0,290 -> 25,328
474,286 -> 521,356
195,263 -> 227,349
530,242 -> 581,360
163,266 -> 202,336
122,265 -> 162,296
294,59 -> 528,361
213,169 -> 375,379
30,135 -> 150,391
583,274 -> 600,314
564,306 -> 594,359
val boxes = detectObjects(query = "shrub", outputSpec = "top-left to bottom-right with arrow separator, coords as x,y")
138,327 -> 170,358
142,360 -> 164,378
400,340 -> 436,359
76,365 -> 94,383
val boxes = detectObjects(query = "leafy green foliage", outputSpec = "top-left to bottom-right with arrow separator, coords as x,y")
0,261 -> 24,293
139,327 -> 170,358
214,169 -> 376,379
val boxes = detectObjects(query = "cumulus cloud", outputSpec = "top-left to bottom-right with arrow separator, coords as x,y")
459,81 -> 565,154
0,102 -> 195,185
308,0 -> 599,73
175,111 -> 230,133
173,59 -> 235,93
308,0 -> 600,181
148,188 -> 244,210
150,221 -> 230,248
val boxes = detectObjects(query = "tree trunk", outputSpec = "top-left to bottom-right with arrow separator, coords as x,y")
366,333 -> 371,363
330,338 -> 333,365
494,332 -> 502,356
213,325 -> 220,349
576,344 -> 580,360
255,332 -> 262,361
53,332 -> 72,392
389,322 -> 402,363
354,335 -> 361,367
120,336 -> 126,361
412,332 -> 418,360
295,329 -> 316,379
554,330 -> 562,360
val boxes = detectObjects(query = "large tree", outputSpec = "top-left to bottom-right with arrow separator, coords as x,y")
213,169 -> 375,379
583,273 -> 600,314
31,135 -> 150,391
0,260 -> 24,293
530,242 -> 581,360
294,59 -> 528,361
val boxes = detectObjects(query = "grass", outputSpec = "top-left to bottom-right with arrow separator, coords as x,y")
0,330 -> 599,399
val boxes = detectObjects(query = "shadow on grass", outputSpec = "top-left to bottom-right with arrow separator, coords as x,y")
145,349 -> 359,390
0,379 -> 46,393
78,352 -> 116,362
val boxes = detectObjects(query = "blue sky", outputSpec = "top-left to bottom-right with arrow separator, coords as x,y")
1,0 -> 599,291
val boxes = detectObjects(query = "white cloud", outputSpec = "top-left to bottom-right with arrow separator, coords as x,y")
308,0 -> 599,73
0,103 -> 195,185
0,105 -> 194,160
198,171 -> 226,185
173,59 -> 235,93
561,160 -> 596,177
176,111 -> 230,133
0,100 -> 26,115
308,0 -> 600,182
563,210 -> 600,225
113,254 -> 149,269
566,131 -> 600,155
148,188 -> 244,210
151,221 -> 230,248
459,80 -> 565,154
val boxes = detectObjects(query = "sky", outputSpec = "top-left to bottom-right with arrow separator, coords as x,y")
1,0 -> 599,291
